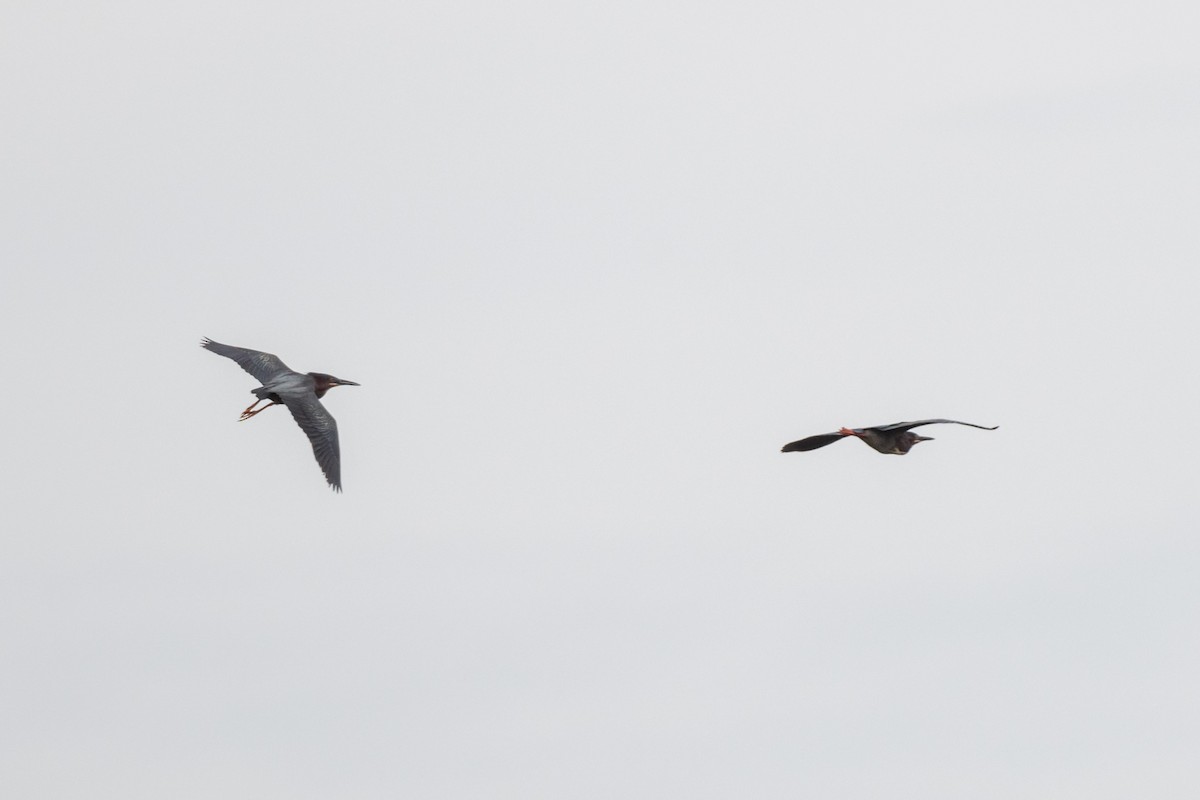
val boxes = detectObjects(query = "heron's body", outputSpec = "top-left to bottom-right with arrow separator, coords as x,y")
202,338 -> 359,491
781,419 -> 997,456
252,371 -> 333,402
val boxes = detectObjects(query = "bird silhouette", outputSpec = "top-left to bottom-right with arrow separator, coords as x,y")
782,419 -> 997,455
203,338 -> 359,491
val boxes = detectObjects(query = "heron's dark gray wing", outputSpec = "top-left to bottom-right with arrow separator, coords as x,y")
781,432 -> 848,452
201,338 -> 293,384
281,394 -> 342,492
873,419 -> 999,433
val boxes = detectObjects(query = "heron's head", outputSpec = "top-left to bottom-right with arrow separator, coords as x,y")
310,373 -> 361,397
898,433 -> 934,453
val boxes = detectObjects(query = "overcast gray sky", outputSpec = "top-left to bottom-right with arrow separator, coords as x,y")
3,1 -> 1199,797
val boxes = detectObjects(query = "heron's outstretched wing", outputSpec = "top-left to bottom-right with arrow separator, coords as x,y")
781,432 -> 849,452
282,394 -> 342,492
873,419 -> 998,433
202,338 -> 293,384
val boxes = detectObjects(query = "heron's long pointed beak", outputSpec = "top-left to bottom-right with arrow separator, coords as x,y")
337,379 -> 361,386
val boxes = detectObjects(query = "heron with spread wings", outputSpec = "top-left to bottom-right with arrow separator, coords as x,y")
202,338 -> 359,491
782,419 -> 997,456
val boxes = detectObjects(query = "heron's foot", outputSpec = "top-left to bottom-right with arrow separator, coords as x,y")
239,405 -> 269,421
838,427 -> 858,436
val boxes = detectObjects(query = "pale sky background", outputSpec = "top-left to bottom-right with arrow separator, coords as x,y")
2,1 -> 1199,798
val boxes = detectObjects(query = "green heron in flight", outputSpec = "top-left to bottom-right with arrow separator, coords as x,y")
782,419 -> 997,456
202,338 -> 360,491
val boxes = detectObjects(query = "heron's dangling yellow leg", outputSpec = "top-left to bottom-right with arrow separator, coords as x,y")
239,399 -> 277,421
